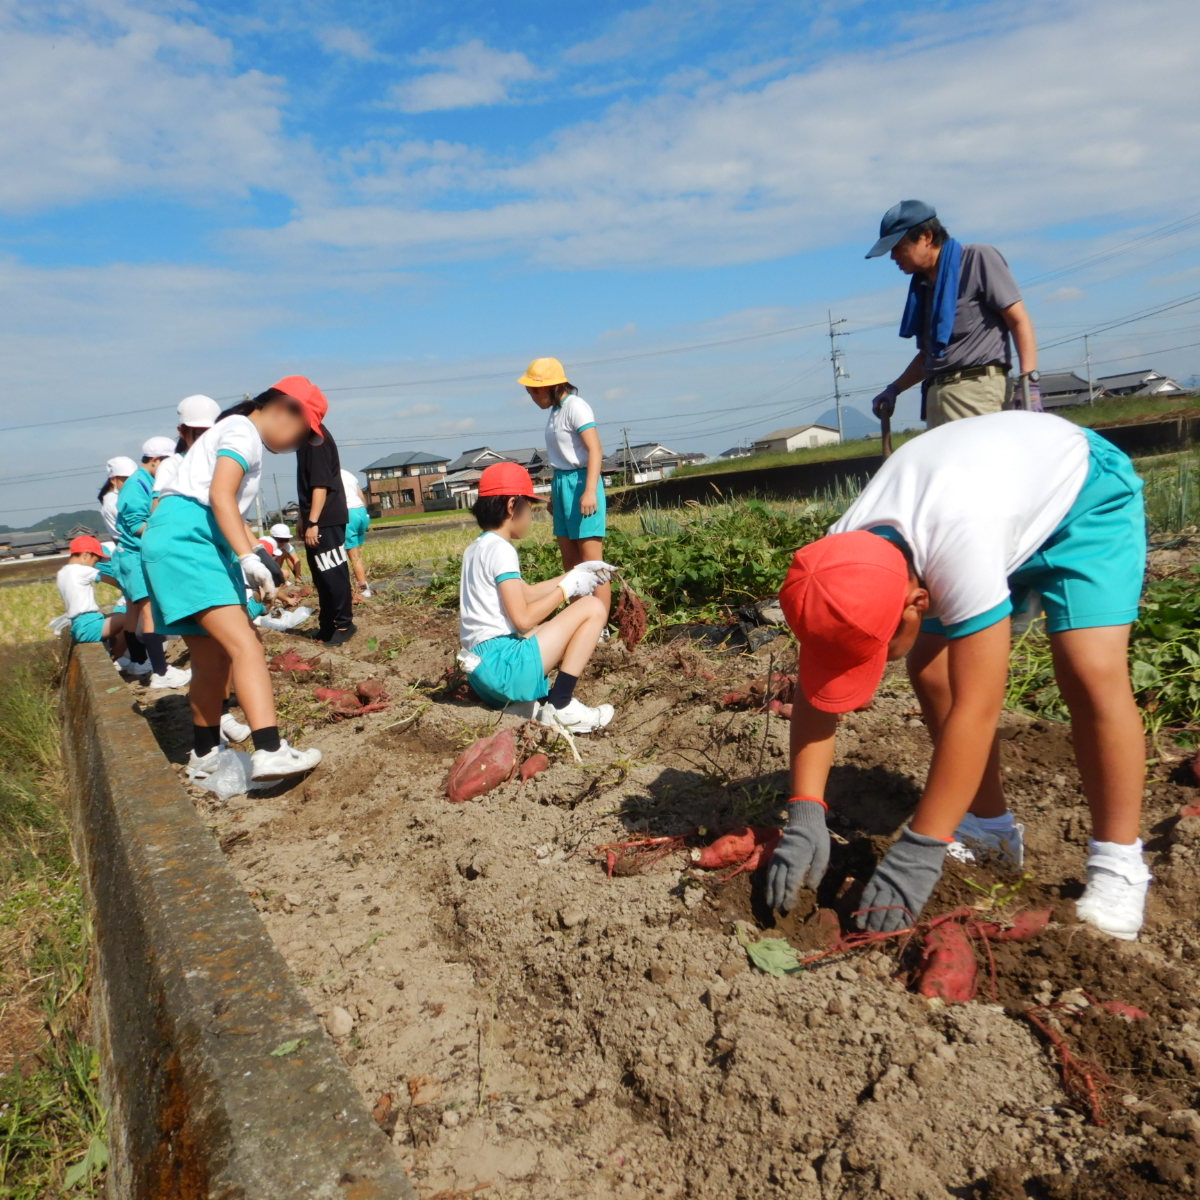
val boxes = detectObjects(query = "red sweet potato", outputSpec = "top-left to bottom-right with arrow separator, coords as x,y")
916,921 -> 978,1003
1097,1000 -> 1149,1022
691,826 -> 782,871
973,909 -> 1052,943
1179,803 -> 1200,819
356,678 -> 388,704
269,649 -> 315,672
445,729 -> 519,802
519,753 -> 550,783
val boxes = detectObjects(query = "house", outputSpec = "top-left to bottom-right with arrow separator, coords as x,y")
67,523 -> 98,538
719,445 -> 754,460
1095,369 -> 1187,398
751,424 -> 841,454
1040,371 -> 1096,409
424,469 -> 485,511
361,450 -> 451,515
3,530 -> 61,559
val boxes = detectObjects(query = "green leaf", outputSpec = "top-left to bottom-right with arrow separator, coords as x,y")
105,686 -> 123,694
64,1133 -> 108,1189
736,923 -> 803,977
1130,659 -> 1162,691
269,1038 -> 304,1057
367,636 -> 379,652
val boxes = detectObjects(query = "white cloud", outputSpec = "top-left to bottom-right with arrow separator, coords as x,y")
317,25 -> 379,61
388,39 -> 539,113
392,401 -> 439,420
1047,286 -> 1086,303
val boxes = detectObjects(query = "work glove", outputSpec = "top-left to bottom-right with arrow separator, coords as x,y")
560,565 -> 600,600
240,553 -> 277,604
871,383 -> 899,420
578,559 -> 619,585
857,827 -> 949,933
1019,376 -> 1043,413
765,799 -> 831,912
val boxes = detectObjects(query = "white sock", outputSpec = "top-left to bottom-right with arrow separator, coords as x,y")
973,812 -> 1017,832
1088,837 -> 1144,860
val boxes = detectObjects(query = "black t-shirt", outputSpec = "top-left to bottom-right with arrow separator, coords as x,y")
296,425 -> 349,530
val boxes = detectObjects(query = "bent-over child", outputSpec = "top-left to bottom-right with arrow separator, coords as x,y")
341,467 -> 372,597
458,463 -> 615,734
56,536 -> 125,655
143,376 -> 328,781
520,357 -> 611,614
766,410 -> 1151,941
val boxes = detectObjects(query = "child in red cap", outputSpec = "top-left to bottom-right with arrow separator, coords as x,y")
767,410 -> 1150,940
458,462 -> 616,734
56,536 -> 125,653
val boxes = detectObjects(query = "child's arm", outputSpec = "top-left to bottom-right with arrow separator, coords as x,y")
908,619 -> 1010,840
210,458 -> 258,558
790,693 -> 839,797
580,427 -> 603,517
497,576 -> 568,635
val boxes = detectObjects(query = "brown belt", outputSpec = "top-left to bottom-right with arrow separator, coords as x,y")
930,363 -> 1008,385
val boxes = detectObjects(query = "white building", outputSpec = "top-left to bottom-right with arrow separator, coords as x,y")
751,424 -> 842,454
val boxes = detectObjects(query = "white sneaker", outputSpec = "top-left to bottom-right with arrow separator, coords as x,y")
149,665 -> 192,689
117,656 -> 153,676
250,740 -> 323,780
947,813 -> 1025,867
220,712 -> 251,743
186,748 -> 220,779
1076,849 -> 1151,941
536,698 -> 614,734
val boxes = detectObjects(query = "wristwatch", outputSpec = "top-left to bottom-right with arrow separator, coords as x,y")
1022,370 -> 1040,383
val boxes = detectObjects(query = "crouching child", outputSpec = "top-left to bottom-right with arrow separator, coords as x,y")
458,462 -> 615,734
56,536 -> 126,656
765,410 -> 1151,941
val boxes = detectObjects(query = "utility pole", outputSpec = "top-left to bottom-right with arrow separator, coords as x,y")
828,311 -> 848,440
1084,333 -> 1095,406
622,426 -> 634,486
273,473 -> 283,520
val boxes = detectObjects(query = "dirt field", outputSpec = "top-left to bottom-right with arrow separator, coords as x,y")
133,585 -> 1200,1200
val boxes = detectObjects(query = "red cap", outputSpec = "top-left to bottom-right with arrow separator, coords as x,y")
70,535 -> 108,559
271,375 -> 328,445
478,462 -> 543,499
778,531 -> 910,713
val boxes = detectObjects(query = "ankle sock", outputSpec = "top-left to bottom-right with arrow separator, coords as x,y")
193,725 -> 221,757
547,671 -> 578,709
251,726 -> 282,753
973,813 -> 1017,832
142,632 -> 168,675
126,633 -> 148,664
1089,837 -> 1144,860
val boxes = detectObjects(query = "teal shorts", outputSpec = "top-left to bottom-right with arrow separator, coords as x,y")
345,507 -> 370,549
142,495 -> 249,638
110,545 -> 149,603
467,634 -> 550,707
551,469 -> 606,540
70,611 -> 107,643
923,429 -> 1145,639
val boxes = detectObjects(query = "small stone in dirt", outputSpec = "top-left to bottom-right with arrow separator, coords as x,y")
717,955 -> 746,982
441,1108 -> 461,1128
325,1006 -> 354,1038
325,833 -> 341,846
284,892 -> 303,909
826,994 -> 848,1016
558,906 -> 586,929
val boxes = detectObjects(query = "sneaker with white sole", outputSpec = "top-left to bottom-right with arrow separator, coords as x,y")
220,712 -> 251,743
947,813 -> 1025,868
149,665 -> 192,689
117,656 -> 153,676
250,740 -> 323,780
186,748 -> 221,779
536,698 -> 614,734
1076,849 -> 1151,941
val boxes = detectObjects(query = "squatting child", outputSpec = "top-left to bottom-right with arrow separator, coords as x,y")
458,462 -> 615,734
56,536 -> 126,655
766,410 -> 1151,941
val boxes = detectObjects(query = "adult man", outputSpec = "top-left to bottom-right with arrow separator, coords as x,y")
867,200 -> 1040,428
296,421 -> 355,646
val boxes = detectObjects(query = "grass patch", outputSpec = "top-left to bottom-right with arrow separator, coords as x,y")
0,583 -> 64,649
1056,393 -> 1199,429
0,647 -> 106,1197
368,509 -> 471,529
671,432 -> 917,480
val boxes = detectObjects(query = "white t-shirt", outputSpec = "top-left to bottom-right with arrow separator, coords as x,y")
100,491 -> 120,538
57,563 -> 101,619
458,532 -> 524,648
544,394 -> 598,471
153,452 -> 183,496
341,468 -> 365,510
830,411 -> 1091,635
158,415 -> 263,516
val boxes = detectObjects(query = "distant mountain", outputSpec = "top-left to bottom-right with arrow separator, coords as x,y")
0,509 -> 105,539
816,406 -> 879,441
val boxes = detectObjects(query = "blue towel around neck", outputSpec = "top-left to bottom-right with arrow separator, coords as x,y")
898,237 -> 963,360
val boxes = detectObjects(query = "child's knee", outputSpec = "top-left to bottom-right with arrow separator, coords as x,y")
577,595 -> 606,622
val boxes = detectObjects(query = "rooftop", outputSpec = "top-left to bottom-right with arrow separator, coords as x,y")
755,424 -> 839,440
362,450 -> 449,471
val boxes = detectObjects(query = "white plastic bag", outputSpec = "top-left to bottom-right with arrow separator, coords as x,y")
256,605 -> 313,632
188,748 -> 272,801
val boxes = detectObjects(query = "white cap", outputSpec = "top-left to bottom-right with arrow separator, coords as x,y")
269,523 -> 292,539
141,436 -> 176,460
177,394 -> 220,429
105,455 -> 138,478
258,535 -> 278,556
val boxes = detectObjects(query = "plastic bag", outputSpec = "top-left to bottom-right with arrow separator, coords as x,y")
256,605 -> 313,632
188,748 -> 272,801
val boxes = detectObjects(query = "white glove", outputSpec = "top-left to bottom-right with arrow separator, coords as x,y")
560,566 -> 599,600
239,553 -> 277,603
577,559 -> 618,584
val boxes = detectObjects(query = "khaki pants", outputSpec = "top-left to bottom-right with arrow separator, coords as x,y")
925,370 -> 1012,428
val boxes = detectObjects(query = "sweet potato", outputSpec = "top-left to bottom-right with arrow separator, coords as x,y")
916,921 -> 978,1003
691,826 -> 782,871
356,678 -> 388,704
445,728 -> 519,802
973,909 -> 1052,942
269,649 -> 315,672
1179,802 -> 1200,819
519,753 -> 550,783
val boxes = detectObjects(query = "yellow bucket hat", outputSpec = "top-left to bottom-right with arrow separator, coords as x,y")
518,356 -> 569,388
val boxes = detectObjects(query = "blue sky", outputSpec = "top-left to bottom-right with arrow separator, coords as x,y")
3,0 -> 1200,524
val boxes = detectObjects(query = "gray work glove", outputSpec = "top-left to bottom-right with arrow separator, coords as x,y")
857,827 -> 949,932
765,800 -> 831,912
871,383 -> 898,419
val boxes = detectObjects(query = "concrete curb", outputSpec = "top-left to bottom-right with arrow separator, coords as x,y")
61,643 -> 416,1200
